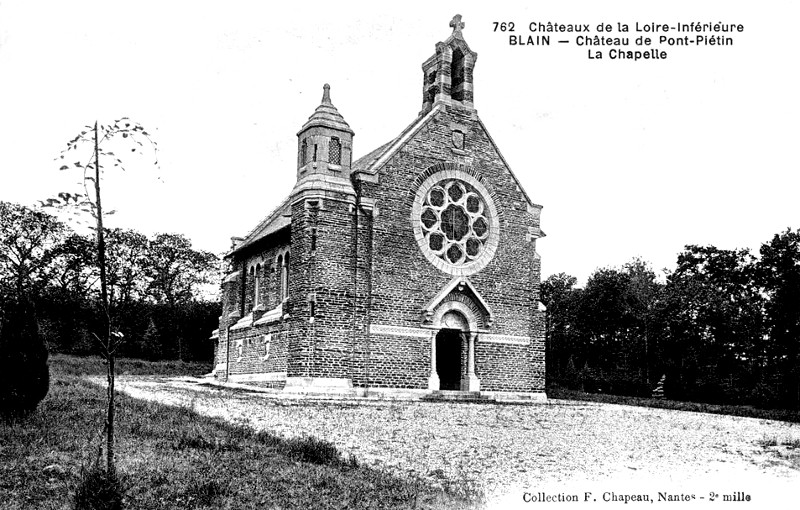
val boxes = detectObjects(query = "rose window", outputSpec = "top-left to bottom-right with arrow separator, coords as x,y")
419,180 -> 491,265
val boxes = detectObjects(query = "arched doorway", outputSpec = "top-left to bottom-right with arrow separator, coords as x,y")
426,308 -> 480,392
435,329 -> 463,390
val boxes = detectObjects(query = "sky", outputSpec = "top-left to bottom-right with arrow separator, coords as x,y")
1,1 -> 798,286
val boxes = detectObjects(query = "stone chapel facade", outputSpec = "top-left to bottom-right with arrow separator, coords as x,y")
211,16 -> 546,400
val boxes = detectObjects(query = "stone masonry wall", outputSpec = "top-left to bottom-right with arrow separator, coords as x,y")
359,103 -> 544,393
366,334 -> 430,389
305,195 -> 359,379
217,232 -> 291,382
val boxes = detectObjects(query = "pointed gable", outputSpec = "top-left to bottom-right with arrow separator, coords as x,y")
422,276 -> 495,330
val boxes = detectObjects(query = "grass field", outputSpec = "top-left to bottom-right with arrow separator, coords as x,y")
0,355 -> 477,510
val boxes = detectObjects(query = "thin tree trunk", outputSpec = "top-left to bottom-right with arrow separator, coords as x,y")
106,354 -> 115,476
94,121 -> 115,475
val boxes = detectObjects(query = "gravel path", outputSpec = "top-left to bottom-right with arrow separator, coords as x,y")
109,376 -> 800,505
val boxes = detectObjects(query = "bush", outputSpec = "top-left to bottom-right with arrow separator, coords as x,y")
0,297 -> 50,418
73,466 -> 125,510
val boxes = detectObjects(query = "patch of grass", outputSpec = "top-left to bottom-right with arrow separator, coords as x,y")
758,436 -> 800,449
785,438 -> 800,449
548,386 -> 800,424
758,436 -> 779,448
168,427 -> 244,453
73,465 -> 125,510
51,353 -> 212,378
1,355 -> 480,509
284,435 -> 357,467
756,435 -> 800,470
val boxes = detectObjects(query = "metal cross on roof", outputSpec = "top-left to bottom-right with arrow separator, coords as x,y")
449,14 -> 465,36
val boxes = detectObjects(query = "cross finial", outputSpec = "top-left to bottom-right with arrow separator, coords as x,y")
449,14 -> 465,37
321,83 -> 332,105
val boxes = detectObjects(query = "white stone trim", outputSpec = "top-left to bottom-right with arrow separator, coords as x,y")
527,202 -> 544,215
370,324 -> 529,346
228,372 -> 287,383
481,391 -> 547,402
369,324 -> 432,338
283,377 -> 354,393
479,333 -> 531,345
222,271 -> 241,283
423,276 -> 494,325
290,174 -> 357,205
230,313 -> 253,331
253,303 -> 283,326
368,105 -> 441,174
362,387 -> 434,399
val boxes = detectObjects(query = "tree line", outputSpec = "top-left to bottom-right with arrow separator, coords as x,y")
542,228 -> 800,410
0,201 -> 220,363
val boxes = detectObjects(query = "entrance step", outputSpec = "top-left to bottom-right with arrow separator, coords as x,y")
421,390 -> 496,403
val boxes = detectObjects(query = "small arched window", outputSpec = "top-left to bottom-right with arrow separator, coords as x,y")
248,266 -> 255,312
254,264 -> 261,306
281,252 -> 290,301
329,137 -> 341,165
276,254 -> 283,301
300,139 -> 308,166
450,48 -> 465,102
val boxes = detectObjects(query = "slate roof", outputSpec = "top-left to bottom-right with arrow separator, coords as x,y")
350,140 -> 395,174
228,196 -> 292,256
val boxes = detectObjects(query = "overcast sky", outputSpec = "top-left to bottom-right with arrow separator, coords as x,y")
1,1 -> 797,286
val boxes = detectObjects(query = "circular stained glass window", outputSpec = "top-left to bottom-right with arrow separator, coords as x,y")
412,170 -> 499,276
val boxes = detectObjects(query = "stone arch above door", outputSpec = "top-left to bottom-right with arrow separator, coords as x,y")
431,302 -> 476,332
422,276 -> 493,330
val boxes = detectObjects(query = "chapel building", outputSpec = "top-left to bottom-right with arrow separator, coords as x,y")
212,15 -> 546,400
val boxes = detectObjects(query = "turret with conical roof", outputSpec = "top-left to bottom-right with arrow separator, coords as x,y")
296,84 -> 354,180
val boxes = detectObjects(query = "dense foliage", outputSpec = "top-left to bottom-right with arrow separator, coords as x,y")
0,201 -> 220,363
0,296 -> 50,417
543,229 -> 800,410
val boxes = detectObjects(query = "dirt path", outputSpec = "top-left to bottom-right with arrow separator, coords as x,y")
109,376 -> 800,507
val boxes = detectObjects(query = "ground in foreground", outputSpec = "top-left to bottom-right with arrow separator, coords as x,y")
114,373 -> 800,508
0,355 -> 476,509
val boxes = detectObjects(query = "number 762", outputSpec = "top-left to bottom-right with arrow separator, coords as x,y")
493,22 -> 515,32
